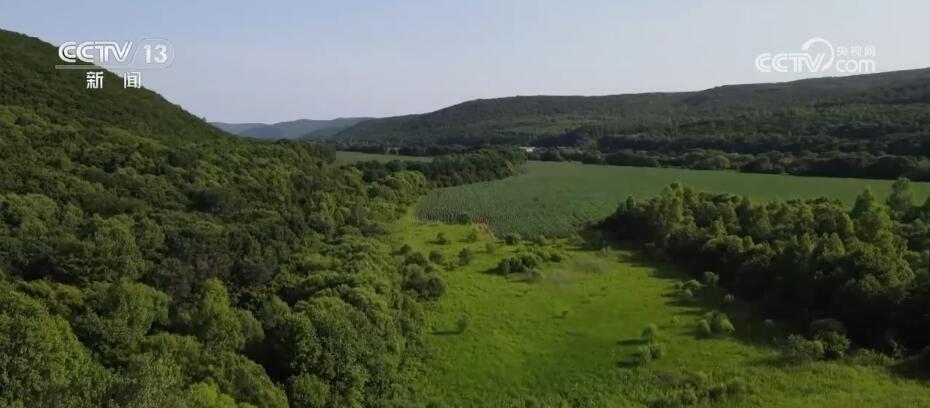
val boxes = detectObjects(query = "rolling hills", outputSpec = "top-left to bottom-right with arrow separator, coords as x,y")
333,68 -> 930,146
212,117 -> 371,139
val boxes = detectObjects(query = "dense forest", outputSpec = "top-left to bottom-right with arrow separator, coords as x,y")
0,29 -> 520,408
353,147 -> 526,188
599,179 -> 930,354
332,68 -> 930,180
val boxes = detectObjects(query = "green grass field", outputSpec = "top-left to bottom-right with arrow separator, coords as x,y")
415,161 -> 930,237
391,213 -> 930,407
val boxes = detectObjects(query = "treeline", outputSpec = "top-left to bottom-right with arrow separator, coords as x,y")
331,69 -> 930,181
598,180 -> 930,353
353,147 -> 527,188
0,29 -> 448,408
328,141 -> 472,157
529,145 -> 930,181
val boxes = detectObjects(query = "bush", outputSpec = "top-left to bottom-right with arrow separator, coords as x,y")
702,271 -> 719,287
682,279 -> 703,292
648,342 -> 666,359
532,234 -> 548,246
485,242 -> 496,253
784,334 -> 825,363
678,288 -> 694,302
495,255 -> 538,275
696,319 -> 712,338
403,270 -> 445,300
642,324 -> 660,341
466,229 -> 479,242
709,312 -> 735,335
457,248 -> 473,266
428,250 -> 444,264
817,331 -> 851,360
504,234 -> 522,245
635,346 -> 653,365
809,318 -> 849,359
435,232 -> 450,245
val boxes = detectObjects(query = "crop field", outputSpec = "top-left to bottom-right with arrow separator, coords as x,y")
416,160 -> 930,237
391,214 -> 930,407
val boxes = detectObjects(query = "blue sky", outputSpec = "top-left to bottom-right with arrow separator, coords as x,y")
3,0 -> 930,123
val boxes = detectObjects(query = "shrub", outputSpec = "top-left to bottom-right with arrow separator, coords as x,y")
635,346 -> 653,365
702,271 -> 719,287
532,234 -> 548,246
696,319 -> 712,338
466,229 -> 479,242
428,250 -> 444,264
397,243 -> 413,255
817,330 -> 851,360
495,254 -> 538,275
809,318 -> 849,359
435,232 -> 450,245
784,334 -> 825,363
642,324 -> 660,341
485,242 -> 496,253
678,288 -> 694,302
648,342 -> 666,359
682,279 -> 703,292
710,312 -> 735,335
458,248 -> 473,266
848,349 -> 893,367
403,270 -> 445,301
504,233 -> 522,245
405,251 -> 429,266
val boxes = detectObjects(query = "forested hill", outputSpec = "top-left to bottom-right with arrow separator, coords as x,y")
212,117 -> 372,140
0,31 -> 230,142
0,28 -> 444,407
333,68 -> 930,145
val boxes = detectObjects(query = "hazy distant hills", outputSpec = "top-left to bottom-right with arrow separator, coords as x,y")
331,68 -> 930,144
212,118 -> 372,140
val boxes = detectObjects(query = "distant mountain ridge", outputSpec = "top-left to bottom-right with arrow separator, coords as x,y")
331,68 -> 930,145
213,117 -> 372,139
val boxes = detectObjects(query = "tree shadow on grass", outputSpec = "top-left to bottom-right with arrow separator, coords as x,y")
888,357 -> 930,381
617,338 -> 647,346
615,360 -> 642,369
431,329 -> 465,336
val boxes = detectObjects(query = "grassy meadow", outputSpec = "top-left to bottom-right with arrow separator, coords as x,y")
390,213 -> 930,407
415,160 -> 930,237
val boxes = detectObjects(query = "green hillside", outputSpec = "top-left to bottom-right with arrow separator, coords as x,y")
335,69 -> 930,160
0,28 -> 433,408
213,117 -> 371,140
335,69 -> 930,143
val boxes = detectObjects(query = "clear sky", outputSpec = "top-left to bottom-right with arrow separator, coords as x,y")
3,0 -> 930,123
